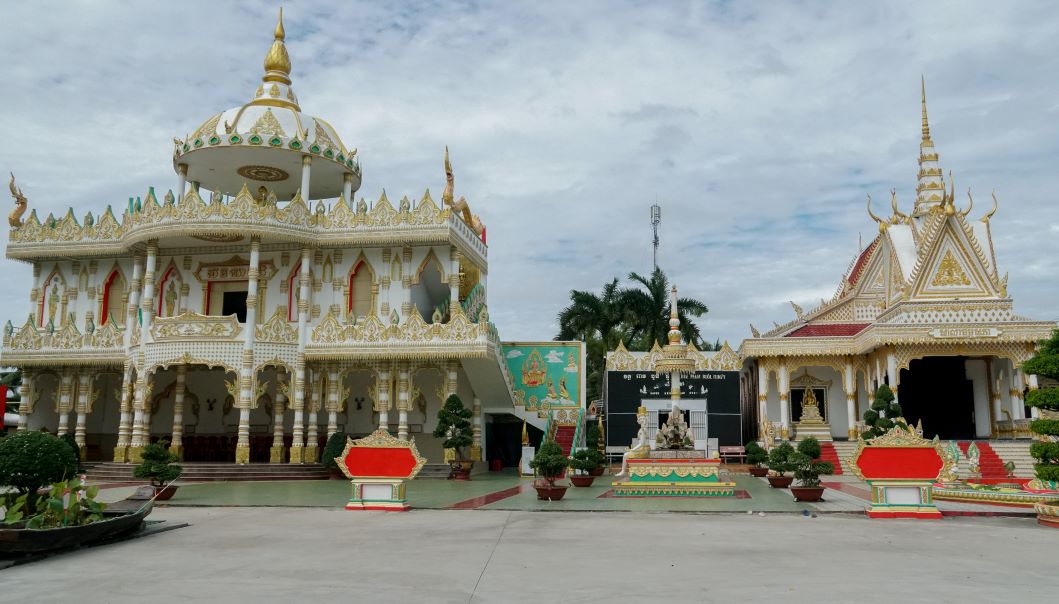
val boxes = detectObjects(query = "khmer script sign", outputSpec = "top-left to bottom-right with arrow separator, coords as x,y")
929,327 -> 1000,339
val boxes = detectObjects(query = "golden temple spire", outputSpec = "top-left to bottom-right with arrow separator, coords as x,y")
263,8 -> 292,85
920,75 -> 932,145
915,77 -> 944,209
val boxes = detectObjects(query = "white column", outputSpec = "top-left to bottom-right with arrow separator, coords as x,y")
271,371 -> 287,463
342,173 -> 353,204
74,372 -> 90,457
235,237 -> 261,464
300,156 -> 312,202
306,369 -> 321,461
327,365 -> 339,438
124,256 -> 143,349
141,241 -> 158,337
290,246 -> 312,464
886,351 -> 899,405
114,365 -> 134,461
757,363 -> 768,441
16,370 -> 32,431
1011,367 -> 1025,420
129,372 -> 151,462
377,365 -> 391,432
471,396 -> 482,460
56,371 -> 73,437
778,360 -> 789,438
176,163 -> 188,203
397,363 -> 410,441
1028,374 -> 1041,419
171,365 -> 186,459
844,360 -> 857,439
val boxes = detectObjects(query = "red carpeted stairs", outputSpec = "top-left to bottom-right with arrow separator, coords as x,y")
814,441 -> 843,475
552,425 -> 576,479
958,441 -> 1012,484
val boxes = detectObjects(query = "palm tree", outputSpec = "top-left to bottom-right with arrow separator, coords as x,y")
619,268 -> 708,349
556,279 -> 626,402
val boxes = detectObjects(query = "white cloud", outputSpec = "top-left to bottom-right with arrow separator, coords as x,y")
544,350 -> 564,364
505,350 -> 524,359
3,1 -> 1058,342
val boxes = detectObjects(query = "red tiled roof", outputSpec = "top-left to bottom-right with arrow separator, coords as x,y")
847,237 -> 879,286
785,323 -> 870,338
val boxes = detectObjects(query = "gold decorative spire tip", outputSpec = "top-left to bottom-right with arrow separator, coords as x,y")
920,75 -> 932,144
275,7 -> 285,40
263,7 -> 292,84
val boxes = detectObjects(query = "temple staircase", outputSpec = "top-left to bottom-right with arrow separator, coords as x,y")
815,441 -> 843,475
829,441 -> 858,475
957,441 -> 1030,483
986,441 -> 1037,478
82,461 -> 330,483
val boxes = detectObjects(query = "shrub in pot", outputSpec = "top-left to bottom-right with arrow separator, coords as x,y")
133,440 -> 183,500
322,432 -> 348,479
569,448 -> 605,487
1023,328 -> 1059,527
530,439 -> 570,500
584,424 -> 606,476
434,394 -> 475,479
0,431 -> 78,507
862,384 -> 905,440
766,441 -> 796,488
746,441 -> 769,477
788,437 -> 834,502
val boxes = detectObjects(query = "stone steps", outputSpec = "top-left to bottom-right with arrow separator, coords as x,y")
82,462 -> 330,483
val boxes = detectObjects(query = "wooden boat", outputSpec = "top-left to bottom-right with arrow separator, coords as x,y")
0,502 -> 153,556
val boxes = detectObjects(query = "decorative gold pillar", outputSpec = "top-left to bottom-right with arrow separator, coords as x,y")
289,246 -> 312,464
171,365 -> 187,460
16,369 -> 33,431
114,363 -> 135,462
401,247 -> 412,318
1011,367 -> 1026,420
128,372 -> 152,463
235,237 -> 261,465
397,362 -> 410,441
305,369 -> 322,462
470,396 -> 482,461
326,364 -> 340,438
757,363 -> 768,441
271,371 -> 288,463
844,360 -> 857,440
778,360 -> 789,439
74,372 -> 90,459
377,364 -> 392,432
56,370 -> 74,437
448,247 -> 461,315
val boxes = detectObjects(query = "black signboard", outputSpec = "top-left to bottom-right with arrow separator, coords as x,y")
605,370 -> 742,449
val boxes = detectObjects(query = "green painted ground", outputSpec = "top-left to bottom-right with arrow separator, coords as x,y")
158,471 -> 846,513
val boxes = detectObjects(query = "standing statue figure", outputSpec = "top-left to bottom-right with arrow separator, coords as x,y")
967,442 -> 981,476
47,283 -> 59,325
615,407 -> 651,478
8,173 -> 28,228
164,281 -> 178,317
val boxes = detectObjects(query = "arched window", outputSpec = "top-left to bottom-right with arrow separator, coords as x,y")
410,251 -> 447,322
286,264 -> 301,322
100,269 -> 127,326
347,259 -> 374,320
39,269 -> 66,327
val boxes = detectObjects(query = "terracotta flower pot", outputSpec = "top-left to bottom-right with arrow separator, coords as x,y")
589,466 -> 605,477
570,475 -> 596,487
535,484 -> 569,501
791,486 -> 825,502
449,461 -> 473,480
749,467 -> 769,478
767,475 -> 794,489
154,485 -> 178,501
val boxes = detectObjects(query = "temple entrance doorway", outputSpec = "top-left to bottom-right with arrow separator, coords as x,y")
898,356 -> 976,440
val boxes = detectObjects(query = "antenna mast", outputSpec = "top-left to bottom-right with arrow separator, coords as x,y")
650,203 -> 661,270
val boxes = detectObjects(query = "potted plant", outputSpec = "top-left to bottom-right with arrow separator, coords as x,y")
584,423 -> 606,476
530,439 -> 570,500
746,441 -> 769,477
132,440 -> 182,500
766,441 -> 796,488
861,384 -> 905,440
0,431 -> 78,509
322,432 -> 348,479
788,437 -> 834,502
433,394 -> 474,480
569,448 -> 605,487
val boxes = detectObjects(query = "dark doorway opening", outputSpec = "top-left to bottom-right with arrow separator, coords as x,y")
222,290 -> 248,322
898,357 -> 976,440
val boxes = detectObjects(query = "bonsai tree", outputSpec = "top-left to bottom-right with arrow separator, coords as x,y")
861,384 -> 905,440
745,441 -> 768,468
569,447 -> 605,475
322,431 -> 348,471
0,431 -> 78,504
1025,328 -> 1059,484
767,441 -> 796,476
530,439 -> 570,486
133,440 -> 182,488
433,394 -> 473,460
60,432 -> 82,464
789,437 -> 835,488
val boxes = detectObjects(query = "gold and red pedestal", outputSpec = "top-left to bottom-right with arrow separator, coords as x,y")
337,430 -> 426,511
849,426 -> 952,519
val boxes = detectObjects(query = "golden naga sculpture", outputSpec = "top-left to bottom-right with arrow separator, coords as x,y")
8,173 -> 28,228
441,147 -> 484,237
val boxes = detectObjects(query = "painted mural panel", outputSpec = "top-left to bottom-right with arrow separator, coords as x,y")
501,341 -> 584,412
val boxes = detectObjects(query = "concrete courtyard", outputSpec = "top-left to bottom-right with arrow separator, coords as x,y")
2,507 -> 1056,603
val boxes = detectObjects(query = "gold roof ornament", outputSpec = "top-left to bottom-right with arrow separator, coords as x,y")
652,286 -> 696,375
889,189 -> 908,224
981,190 -> 999,223
8,173 -> 28,228
866,193 -> 887,232
961,188 -> 974,218
920,75 -> 933,147
263,8 -> 292,85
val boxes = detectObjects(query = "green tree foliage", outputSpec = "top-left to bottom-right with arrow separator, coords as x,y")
0,431 -> 78,496
569,448 -> 604,473
745,441 -> 769,467
861,384 -> 904,439
767,441 -> 797,476
1024,329 -> 1059,482
530,439 -> 569,484
60,432 -> 81,462
789,436 -> 834,488
321,432 -> 347,470
132,441 -> 182,487
433,394 -> 473,454
555,268 -> 710,400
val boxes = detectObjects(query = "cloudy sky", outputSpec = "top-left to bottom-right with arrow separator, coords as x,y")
1,0 -> 1056,345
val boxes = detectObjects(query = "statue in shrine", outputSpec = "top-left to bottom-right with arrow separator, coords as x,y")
799,387 -> 824,423
615,406 -> 651,478
47,282 -> 59,325
164,281 -> 178,317
655,401 -> 694,450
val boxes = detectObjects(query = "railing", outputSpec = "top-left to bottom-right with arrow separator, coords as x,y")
2,320 -> 124,353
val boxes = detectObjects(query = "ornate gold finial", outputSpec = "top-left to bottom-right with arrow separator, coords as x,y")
8,173 -> 28,228
521,420 -> 529,446
889,189 -> 907,224
789,300 -> 804,318
961,188 -> 974,218
921,75 -> 932,145
944,171 -> 956,215
981,189 -> 999,222
263,8 -> 292,84
749,323 -> 760,338
866,193 -> 887,232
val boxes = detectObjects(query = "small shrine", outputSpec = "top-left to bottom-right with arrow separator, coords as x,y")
793,385 -> 831,442
611,287 -> 735,497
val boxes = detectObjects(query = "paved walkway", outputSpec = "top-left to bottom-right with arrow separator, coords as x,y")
2,507 -> 1056,603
